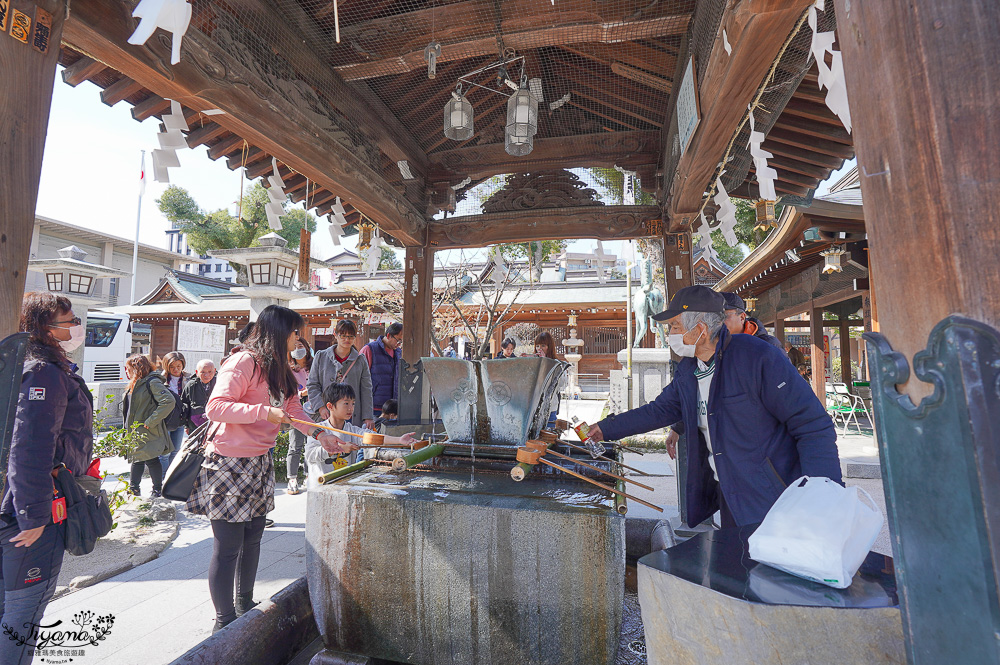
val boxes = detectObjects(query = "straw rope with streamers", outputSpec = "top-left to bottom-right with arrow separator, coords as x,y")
237,140 -> 249,224
695,7 -> 812,220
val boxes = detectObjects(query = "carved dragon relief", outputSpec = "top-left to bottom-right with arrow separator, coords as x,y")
481,170 -> 604,213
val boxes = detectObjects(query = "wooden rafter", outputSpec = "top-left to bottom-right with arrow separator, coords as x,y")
63,0 -> 426,245
427,205 -> 663,248
429,131 -> 660,180
330,0 -> 690,81
667,0 -> 814,230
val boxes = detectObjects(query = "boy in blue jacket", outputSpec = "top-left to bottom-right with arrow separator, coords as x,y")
589,286 -> 841,528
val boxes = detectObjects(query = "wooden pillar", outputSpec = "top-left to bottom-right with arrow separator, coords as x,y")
662,233 -> 693,302
834,0 -> 999,399
834,7 -> 1000,662
0,1 -> 65,336
839,319 -> 851,384
809,304 -> 825,407
401,246 -> 434,366
775,319 -> 786,346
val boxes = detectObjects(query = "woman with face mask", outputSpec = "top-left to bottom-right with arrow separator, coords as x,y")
285,338 -> 313,494
1,293 -> 93,665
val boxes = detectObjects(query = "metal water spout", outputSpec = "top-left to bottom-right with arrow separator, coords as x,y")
423,357 -> 568,447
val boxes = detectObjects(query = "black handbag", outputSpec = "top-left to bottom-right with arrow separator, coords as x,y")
162,420 -> 216,502
52,465 -> 113,556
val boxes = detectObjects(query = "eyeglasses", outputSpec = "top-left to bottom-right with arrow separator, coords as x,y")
50,317 -> 82,328
337,333 -> 356,339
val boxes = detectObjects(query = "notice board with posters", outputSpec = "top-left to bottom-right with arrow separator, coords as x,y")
176,321 -> 227,369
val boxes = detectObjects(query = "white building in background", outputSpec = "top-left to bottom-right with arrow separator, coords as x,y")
166,223 -> 238,283
27,215 -> 200,306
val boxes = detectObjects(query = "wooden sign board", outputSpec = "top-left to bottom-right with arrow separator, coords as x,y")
676,56 -> 701,156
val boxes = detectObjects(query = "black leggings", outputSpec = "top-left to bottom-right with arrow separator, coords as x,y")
130,458 -> 163,494
208,517 -> 266,623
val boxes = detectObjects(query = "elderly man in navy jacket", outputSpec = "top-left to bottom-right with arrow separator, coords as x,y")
589,286 -> 841,528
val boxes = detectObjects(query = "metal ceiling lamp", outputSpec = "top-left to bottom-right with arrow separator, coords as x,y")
444,83 -> 474,141
505,76 -> 538,156
820,246 -> 847,274
754,199 -> 776,233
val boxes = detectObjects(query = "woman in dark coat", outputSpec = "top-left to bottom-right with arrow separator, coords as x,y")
1,293 -> 93,665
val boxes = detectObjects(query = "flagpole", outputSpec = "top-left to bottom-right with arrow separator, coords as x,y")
130,150 -> 145,305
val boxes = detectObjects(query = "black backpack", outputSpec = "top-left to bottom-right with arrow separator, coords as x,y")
149,379 -> 185,431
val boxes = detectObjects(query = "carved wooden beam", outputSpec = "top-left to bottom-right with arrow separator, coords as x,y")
224,0 -> 428,175
430,131 -> 660,180
427,205 -> 663,249
666,0 -> 813,231
63,0 -> 426,245
332,0 -> 690,81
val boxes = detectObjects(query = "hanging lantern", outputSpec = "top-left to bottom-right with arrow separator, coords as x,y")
820,246 -> 847,274
754,199 -> 776,233
505,84 -> 538,156
444,85 -> 474,141
744,296 -> 758,312
358,220 -> 374,251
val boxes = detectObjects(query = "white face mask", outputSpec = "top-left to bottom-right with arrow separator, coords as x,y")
59,324 -> 86,353
291,348 -> 307,360
668,327 -> 703,358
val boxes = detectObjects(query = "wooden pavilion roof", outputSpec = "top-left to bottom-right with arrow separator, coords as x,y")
57,0 -> 852,246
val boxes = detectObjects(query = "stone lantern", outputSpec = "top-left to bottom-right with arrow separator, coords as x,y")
210,233 -> 328,321
561,312 -> 584,396
28,245 -> 130,365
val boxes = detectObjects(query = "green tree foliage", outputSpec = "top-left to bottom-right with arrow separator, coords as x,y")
379,247 -> 402,270
157,184 -> 317,281
588,167 -> 657,205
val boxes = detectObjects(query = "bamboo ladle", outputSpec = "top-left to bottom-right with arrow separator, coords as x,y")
513,446 -> 663,513
289,418 -> 406,448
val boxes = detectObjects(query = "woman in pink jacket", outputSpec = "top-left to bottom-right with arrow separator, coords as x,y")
187,305 -> 355,633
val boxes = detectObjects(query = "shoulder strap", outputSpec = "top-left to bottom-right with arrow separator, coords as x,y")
337,353 -> 362,381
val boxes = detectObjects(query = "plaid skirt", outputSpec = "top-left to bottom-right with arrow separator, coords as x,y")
186,449 -> 275,522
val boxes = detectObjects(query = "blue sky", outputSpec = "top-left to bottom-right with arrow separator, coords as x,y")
36,67 -> 855,266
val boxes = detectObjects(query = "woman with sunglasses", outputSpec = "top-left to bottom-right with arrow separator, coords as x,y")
187,305 -> 355,632
1,294 -> 92,665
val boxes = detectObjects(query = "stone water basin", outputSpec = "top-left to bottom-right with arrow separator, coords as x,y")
306,466 -> 625,665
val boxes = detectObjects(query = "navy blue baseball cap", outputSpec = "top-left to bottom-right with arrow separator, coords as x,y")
721,292 -> 746,311
652,285 -> 725,322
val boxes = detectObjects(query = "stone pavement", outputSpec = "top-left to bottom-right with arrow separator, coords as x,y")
38,477 -> 311,664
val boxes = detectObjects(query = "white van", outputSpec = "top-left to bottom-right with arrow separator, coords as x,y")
82,312 -> 132,383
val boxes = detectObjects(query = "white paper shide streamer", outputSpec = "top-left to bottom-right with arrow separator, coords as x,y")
151,100 -> 188,183
489,247 -> 507,288
361,231 -> 383,278
713,174 -> 739,247
808,0 -> 851,132
328,197 -> 348,245
748,107 -> 778,201
592,241 -> 608,285
264,158 -> 287,231
128,0 -> 192,65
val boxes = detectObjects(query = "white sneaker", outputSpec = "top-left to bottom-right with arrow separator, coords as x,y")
287,477 -> 305,495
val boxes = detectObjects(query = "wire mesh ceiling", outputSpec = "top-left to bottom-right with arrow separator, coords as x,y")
189,0 -> 695,182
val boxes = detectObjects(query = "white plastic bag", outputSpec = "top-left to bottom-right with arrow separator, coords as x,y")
748,476 -> 883,589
